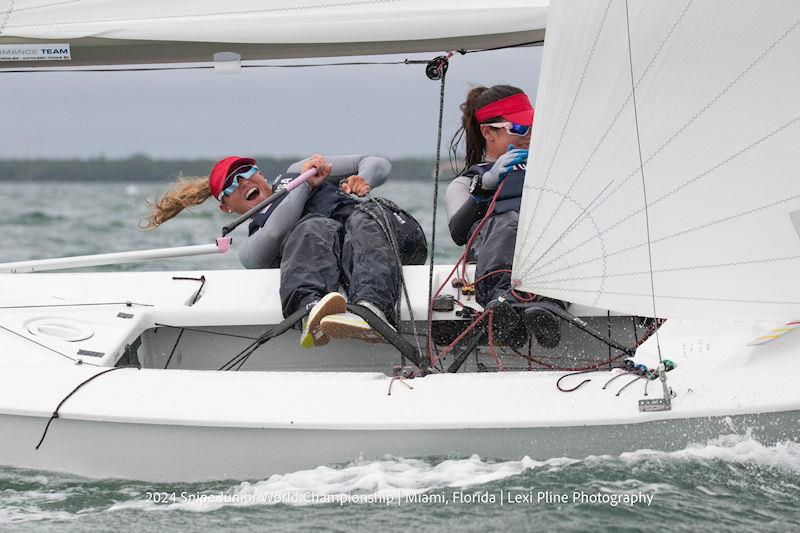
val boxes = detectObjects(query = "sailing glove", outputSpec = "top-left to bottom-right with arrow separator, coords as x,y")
480,146 -> 528,190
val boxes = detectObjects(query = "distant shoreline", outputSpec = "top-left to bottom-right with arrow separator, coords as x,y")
0,155 -> 455,182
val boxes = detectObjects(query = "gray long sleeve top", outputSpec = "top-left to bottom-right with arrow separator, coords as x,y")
445,172 -> 487,246
238,154 -> 391,269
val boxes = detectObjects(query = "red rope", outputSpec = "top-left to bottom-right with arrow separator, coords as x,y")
472,268 -> 512,285
427,183 -> 506,365
486,311 -> 504,370
430,311 -> 488,368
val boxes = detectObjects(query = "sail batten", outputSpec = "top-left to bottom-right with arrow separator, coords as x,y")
514,0 -> 800,320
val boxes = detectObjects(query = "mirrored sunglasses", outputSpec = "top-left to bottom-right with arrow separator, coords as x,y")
219,165 -> 259,200
486,121 -> 531,137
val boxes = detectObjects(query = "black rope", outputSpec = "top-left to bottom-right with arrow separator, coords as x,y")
556,370 -> 596,392
163,328 -> 184,369
615,375 -> 644,397
602,370 -> 633,390
459,39 -> 544,55
219,339 -> 264,372
606,310 -> 612,368
173,275 -> 206,305
154,323 -> 258,340
426,62 -> 448,358
35,365 -> 140,450
218,307 -> 308,371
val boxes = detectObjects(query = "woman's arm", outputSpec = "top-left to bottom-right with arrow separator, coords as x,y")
445,175 -> 486,246
237,184 -> 311,269
288,154 -> 391,188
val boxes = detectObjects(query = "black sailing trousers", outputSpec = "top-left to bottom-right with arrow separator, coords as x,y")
279,202 -> 427,322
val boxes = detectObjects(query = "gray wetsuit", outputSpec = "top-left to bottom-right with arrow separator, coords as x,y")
238,154 -> 427,320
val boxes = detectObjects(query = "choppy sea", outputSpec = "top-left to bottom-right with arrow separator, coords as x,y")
1,181 -> 799,531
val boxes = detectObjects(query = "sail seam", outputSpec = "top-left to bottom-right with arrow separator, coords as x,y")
516,185 -> 610,305
518,286 -> 800,306
528,112 -> 800,278
0,0 -> 78,18
516,0 -> 613,260
518,0 -> 694,273
531,255 -> 800,284
530,191 -> 800,282
0,0 -> 15,36
519,13 -> 800,279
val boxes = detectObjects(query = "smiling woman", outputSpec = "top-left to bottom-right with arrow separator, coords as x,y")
144,153 -> 427,348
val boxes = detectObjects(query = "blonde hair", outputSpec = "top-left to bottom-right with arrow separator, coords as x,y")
141,175 -> 212,229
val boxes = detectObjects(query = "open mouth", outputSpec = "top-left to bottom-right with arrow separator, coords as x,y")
244,187 -> 260,201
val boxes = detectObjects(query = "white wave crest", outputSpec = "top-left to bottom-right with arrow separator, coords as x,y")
616,433 -> 800,472
99,433 -> 800,514
110,454 -> 576,513
0,490 -> 73,524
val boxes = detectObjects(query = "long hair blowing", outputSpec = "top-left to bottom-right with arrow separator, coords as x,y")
449,84 -> 526,175
140,175 -> 212,229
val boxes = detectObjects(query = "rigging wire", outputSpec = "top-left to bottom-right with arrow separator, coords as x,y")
624,0 -> 664,364
0,41 -> 543,75
0,323 -> 97,365
0,301 -> 152,309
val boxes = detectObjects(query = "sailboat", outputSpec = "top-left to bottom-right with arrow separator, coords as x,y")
1,0 -> 799,482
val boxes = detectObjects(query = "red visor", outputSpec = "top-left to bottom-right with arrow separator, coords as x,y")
474,93 -> 534,126
209,156 -> 256,201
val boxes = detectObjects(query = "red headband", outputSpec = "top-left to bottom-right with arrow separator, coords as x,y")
474,93 -> 534,126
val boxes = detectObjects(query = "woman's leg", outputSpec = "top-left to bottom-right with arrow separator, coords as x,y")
471,210 -> 519,307
340,203 -> 402,321
279,216 -> 343,317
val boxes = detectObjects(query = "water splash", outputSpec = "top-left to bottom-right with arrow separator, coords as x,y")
1,436 -> 799,527
100,433 -> 800,514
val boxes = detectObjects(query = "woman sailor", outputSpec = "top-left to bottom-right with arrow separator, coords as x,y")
445,85 -> 566,348
144,154 -> 426,348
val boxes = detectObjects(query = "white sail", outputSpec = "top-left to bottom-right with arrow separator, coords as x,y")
513,0 -> 800,321
0,0 -> 548,67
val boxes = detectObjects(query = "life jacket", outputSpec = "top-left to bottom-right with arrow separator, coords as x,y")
247,172 -> 359,235
465,161 -> 526,214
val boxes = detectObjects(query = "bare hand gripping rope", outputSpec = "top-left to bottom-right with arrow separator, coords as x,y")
0,168 -> 318,272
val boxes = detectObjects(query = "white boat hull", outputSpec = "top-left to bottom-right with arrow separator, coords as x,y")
4,408 -> 799,482
1,268 -> 799,481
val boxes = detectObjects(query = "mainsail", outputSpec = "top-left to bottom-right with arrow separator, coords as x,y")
0,0 -> 547,67
513,0 -> 800,320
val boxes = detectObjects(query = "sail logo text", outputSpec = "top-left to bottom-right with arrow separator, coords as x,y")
0,44 -> 71,61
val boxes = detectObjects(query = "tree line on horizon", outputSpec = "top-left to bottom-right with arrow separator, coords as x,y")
0,155 -> 460,182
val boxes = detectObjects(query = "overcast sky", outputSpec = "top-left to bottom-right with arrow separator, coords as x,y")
0,46 -> 541,160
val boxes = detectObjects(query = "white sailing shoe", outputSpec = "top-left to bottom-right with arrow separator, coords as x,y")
299,292 -> 347,348
319,300 -> 392,344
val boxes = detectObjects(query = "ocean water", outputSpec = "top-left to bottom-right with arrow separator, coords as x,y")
0,180 -> 462,269
2,181 -> 800,531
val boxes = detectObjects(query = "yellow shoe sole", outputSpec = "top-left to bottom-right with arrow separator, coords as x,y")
299,292 -> 347,348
